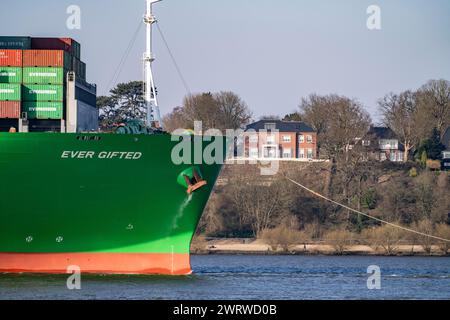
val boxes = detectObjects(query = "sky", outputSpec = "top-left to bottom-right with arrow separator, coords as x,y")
1,0 -> 450,122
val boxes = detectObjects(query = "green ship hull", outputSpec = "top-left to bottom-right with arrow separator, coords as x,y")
0,132 -> 223,275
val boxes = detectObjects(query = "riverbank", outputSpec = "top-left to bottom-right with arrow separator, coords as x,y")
191,238 -> 450,256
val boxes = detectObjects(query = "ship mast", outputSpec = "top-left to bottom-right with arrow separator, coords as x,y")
144,0 -> 162,127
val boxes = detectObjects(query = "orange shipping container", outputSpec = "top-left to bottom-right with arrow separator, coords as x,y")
0,50 -> 22,67
0,101 -> 20,119
23,50 -> 71,69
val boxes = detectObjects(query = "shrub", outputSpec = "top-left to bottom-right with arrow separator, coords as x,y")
261,226 -> 309,252
409,167 -> 418,178
435,224 -> 450,255
426,160 -> 441,171
414,220 -> 436,255
324,229 -> 354,255
362,224 -> 405,255
421,151 -> 428,168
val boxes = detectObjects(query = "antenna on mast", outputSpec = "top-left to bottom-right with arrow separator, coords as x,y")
143,0 -> 162,128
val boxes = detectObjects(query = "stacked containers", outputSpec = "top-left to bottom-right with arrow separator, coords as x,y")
22,50 -> 67,119
31,38 -> 81,59
0,49 -> 22,119
0,37 -> 91,124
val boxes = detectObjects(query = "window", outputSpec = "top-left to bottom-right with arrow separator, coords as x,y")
299,148 -> 305,159
307,149 -> 314,159
362,140 -> 371,147
249,148 -> 259,158
263,146 -> 278,158
299,135 -> 305,143
266,135 -> 276,145
306,135 -> 313,144
249,134 -> 258,143
390,152 -> 396,162
283,148 -> 292,159
282,135 -> 291,143
264,123 -> 276,131
379,139 -> 398,150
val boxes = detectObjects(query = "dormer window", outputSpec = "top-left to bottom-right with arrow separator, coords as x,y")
264,123 -> 276,131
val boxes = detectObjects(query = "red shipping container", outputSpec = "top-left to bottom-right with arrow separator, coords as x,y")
0,50 -> 22,67
31,38 -> 80,57
0,101 -> 20,119
23,50 -> 65,68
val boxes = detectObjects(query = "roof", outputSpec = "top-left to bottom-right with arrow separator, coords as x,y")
245,120 -> 316,133
367,127 -> 399,140
442,126 -> 450,149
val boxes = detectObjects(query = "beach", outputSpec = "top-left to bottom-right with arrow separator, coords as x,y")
192,238 -> 449,256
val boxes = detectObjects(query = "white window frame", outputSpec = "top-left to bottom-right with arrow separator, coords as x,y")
299,135 -> 305,143
306,135 -> 313,144
283,148 -> 292,159
263,146 -> 278,159
282,135 -> 291,143
307,148 -> 314,159
266,135 -> 276,145
249,134 -> 258,143
249,148 -> 259,158
299,148 -> 305,159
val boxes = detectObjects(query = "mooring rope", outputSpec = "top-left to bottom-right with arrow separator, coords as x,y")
285,176 -> 450,243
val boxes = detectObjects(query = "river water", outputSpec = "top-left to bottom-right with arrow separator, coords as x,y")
0,256 -> 449,300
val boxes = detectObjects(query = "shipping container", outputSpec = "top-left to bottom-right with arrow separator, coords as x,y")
22,84 -> 64,101
62,38 -> 81,59
31,38 -> 81,59
0,67 -> 22,83
72,58 -> 86,80
23,50 -> 72,69
22,67 -> 64,84
0,83 -> 21,101
0,101 -> 20,118
21,101 -> 63,119
0,49 -> 22,66
75,85 -> 96,106
0,36 -> 31,49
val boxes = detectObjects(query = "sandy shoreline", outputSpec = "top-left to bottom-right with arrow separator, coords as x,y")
191,238 -> 449,256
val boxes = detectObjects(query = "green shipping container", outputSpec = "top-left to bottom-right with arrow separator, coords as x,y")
22,84 -> 64,101
0,67 -> 22,83
0,36 -> 31,49
23,67 -> 65,84
21,101 -> 63,119
0,83 -> 21,100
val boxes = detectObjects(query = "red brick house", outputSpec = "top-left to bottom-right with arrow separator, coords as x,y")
244,120 -> 317,160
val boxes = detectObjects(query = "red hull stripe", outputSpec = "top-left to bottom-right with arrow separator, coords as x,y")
0,253 -> 192,275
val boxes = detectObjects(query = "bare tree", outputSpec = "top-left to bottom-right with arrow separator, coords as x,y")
229,174 -> 285,237
162,107 -> 188,132
379,91 -> 418,162
214,91 -> 252,130
300,94 -> 371,160
183,93 -> 219,130
164,91 -> 252,131
417,79 -> 450,135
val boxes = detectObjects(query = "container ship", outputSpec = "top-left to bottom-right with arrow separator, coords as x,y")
0,0 -> 224,275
